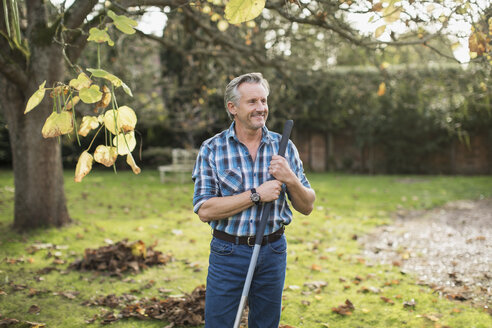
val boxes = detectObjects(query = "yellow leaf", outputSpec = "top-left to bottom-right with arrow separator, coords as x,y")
107,10 -> 138,35
377,82 -> 386,96
87,27 -> 114,46
87,68 -> 122,87
113,131 -> 136,155
371,2 -> 383,12
130,240 -> 146,258
94,145 -> 118,167
104,106 -> 137,135
74,151 -> 93,183
78,116 -> 100,137
211,13 -> 221,22
380,62 -> 390,69
79,85 -> 103,104
126,154 -> 141,174
375,25 -> 386,38
69,73 -> 92,91
118,106 -> 137,132
225,0 -> 265,24
217,20 -> 229,31
41,111 -> 73,138
24,81 -> 47,114
468,31 -> 489,57
104,109 -> 119,135
64,96 -> 80,110
383,5 -> 402,23
94,85 -> 111,112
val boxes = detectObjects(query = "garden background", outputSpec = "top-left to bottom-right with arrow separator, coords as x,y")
0,0 -> 491,327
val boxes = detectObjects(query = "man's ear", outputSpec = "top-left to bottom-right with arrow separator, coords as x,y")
227,102 -> 236,116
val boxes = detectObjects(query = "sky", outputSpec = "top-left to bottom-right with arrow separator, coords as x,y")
50,0 -> 473,63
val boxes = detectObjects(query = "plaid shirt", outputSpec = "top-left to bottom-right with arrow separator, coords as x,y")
192,122 -> 311,236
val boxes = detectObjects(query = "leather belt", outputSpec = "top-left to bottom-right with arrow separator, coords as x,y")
213,226 -> 284,246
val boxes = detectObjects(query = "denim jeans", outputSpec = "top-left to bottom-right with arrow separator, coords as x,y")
204,234 -> 287,328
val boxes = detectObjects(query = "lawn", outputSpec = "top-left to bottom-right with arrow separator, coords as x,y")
0,170 -> 491,327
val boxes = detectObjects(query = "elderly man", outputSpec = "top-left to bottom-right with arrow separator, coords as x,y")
192,72 -> 315,327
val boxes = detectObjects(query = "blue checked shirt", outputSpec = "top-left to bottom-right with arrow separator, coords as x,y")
192,122 -> 311,236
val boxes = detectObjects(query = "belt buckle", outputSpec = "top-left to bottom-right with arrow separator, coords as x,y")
247,236 -> 255,247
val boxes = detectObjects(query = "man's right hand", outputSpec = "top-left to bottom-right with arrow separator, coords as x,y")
256,180 -> 283,203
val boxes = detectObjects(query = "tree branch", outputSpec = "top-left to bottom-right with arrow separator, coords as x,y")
64,0 -> 99,29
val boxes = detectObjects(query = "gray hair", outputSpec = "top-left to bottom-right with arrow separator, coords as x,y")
224,72 -> 270,120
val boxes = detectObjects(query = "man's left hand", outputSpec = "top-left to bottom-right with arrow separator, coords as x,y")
269,155 -> 296,185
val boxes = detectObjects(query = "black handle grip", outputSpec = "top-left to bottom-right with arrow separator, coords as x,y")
277,120 -> 293,157
254,120 -> 294,245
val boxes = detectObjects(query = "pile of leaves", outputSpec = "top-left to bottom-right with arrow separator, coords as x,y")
84,285 -> 206,326
69,239 -> 172,275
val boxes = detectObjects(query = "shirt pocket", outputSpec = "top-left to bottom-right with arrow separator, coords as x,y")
217,167 -> 244,196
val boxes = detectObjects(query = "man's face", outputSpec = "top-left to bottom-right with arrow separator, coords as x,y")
229,82 -> 268,131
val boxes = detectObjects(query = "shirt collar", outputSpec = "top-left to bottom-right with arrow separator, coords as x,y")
226,121 -> 273,144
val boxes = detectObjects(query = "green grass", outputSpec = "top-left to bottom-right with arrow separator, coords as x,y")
0,170 -> 491,327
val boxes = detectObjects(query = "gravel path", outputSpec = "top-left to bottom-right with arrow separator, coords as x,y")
360,198 -> 492,308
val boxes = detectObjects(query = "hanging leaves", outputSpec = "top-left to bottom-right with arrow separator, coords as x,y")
24,81 -> 47,114
22,9 -> 140,182
41,111 -> 73,138
113,132 -> 137,155
86,68 -> 133,96
69,73 -> 92,91
94,85 -> 112,112
126,154 -> 141,174
107,10 -> 138,35
375,25 -> 386,38
74,151 -> 94,183
94,145 -> 118,167
64,96 -> 80,110
468,30 -> 490,57
104,106 -> 137,135
79,85 -> 103,104
225,0 -> 265,24
383,3 -> 403,23
87,68 -> 122,87
78,116 -> 100,137
87,27 -> 114,46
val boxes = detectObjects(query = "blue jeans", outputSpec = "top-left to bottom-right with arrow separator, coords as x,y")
205,235 -> 287,328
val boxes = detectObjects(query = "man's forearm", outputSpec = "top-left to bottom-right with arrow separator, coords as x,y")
286,179 -> 316,215
197,191 -> 253,222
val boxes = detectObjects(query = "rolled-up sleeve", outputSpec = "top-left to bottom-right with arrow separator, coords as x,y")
192,144 -> 218,214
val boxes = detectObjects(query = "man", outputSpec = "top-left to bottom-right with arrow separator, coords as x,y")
192,72 -> 315,327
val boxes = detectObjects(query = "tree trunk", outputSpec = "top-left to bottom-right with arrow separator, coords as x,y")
0,45 -> 70,230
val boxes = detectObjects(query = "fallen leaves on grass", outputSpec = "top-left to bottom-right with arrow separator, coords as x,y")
84,285 -> 206,326
28,305 -> 41,314
331,299 -> 355,316
403,299 -> 416,309
69,239 -> 172,275
0,317 -> 45,327
380,296 -> 395,305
